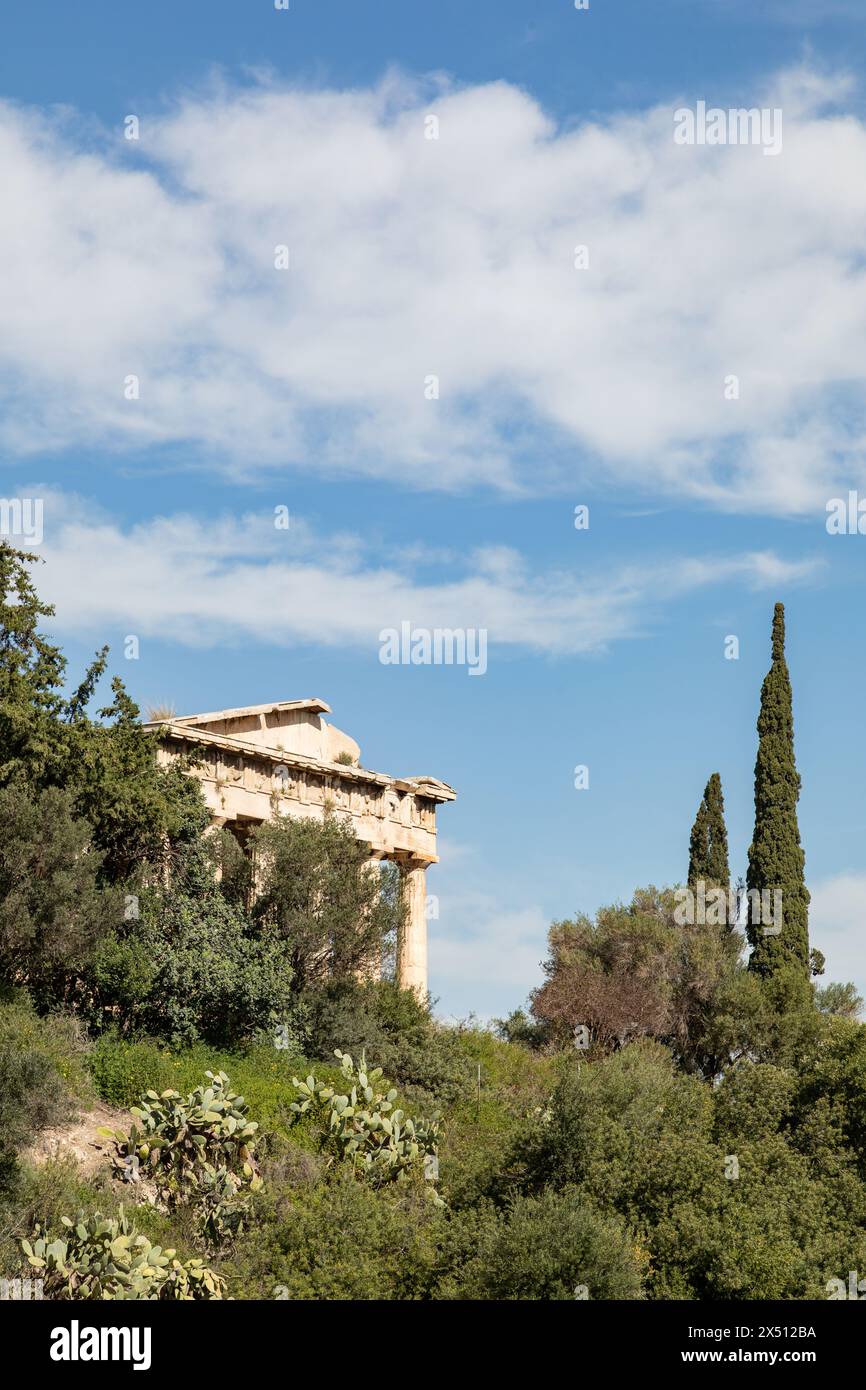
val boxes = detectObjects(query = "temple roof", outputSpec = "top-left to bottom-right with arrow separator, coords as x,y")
168,698 -> 331,725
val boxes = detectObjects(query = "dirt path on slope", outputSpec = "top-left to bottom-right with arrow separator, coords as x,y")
20,1102 -> 128,1178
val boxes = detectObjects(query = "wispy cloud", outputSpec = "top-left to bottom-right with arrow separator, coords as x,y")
431,894 -> 549,1022
26,489 -> 822,657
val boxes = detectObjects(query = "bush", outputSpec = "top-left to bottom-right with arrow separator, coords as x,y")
84,841 -> 298,1049
0,787 -> 119,1009
434,1028 -> 559,1210
230,1169 -> 443,1300
816,982 -> 863,1020
0,998 -> 91,1196
88,1037 -> 325,1142
505,1039 -> 866,1300
21,1206 -> 226,1300
87,1035 -> 175,1108
439,1189 -> 645,1300
713,1063 -> 795,1142
304,980 -> 472,1106
793,1017 -> 866,1178
494,1009 -> 548,1049
0,1051 -> 72,1148
82,934 -> 157,1035
252,815 -> 401,994
530,887 -> 746,1075
137,911 -> 297,1050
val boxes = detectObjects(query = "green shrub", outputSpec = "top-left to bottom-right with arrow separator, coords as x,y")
230,1169 -> 443,1300
0,998 -> 92,1199
83,934 -> 157,1034
0,996 -> 91,1109
713,1063 -> 795,1142
21,1206 -> 226,1300
304,980 -> 473,1105
0,1051 -> 71,1147
794,1016 -> 866,1176
436,1029 -> 560,1209
502,1039 -> 866,1300
439,1188 -> 646,1300
0,786 -> 120,1010
88,1037 -> 330,1142
87,1035 -> 174,1108
136,910 -> 297,1050
494,1009 -> 548,1049
83,841 -> 298,1049
251,816 -> 401,995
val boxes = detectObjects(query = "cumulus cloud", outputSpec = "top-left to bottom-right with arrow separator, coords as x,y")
1,67 -> 866,511
24,488 -> 821,656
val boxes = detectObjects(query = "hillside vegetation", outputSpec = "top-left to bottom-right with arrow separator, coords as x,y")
2,543 -> 865,1300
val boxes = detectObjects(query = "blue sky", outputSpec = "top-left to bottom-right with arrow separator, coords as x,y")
3,0 -> 866,1018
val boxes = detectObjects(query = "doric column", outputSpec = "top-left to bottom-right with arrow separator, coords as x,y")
204,816 -> 229,882
397,857 -> 429,999
357,853 -> 385,983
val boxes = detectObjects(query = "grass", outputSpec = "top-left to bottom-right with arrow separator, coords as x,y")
436,1031 -> 558,1205
88,1036 -> 361,1146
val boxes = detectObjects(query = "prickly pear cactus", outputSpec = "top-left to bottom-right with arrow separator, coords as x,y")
291,1050 -> 442,1200
21,1207 -> 226,1300
103,1070 -> 262,1242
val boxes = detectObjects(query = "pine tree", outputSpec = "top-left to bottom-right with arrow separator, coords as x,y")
0,544 -> 207,880
746,603 -> 810,978
0,542 -> 67,784
688,772 -> 730,888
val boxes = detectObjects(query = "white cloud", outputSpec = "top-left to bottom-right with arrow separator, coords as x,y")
809,872 -> 866,1004
2,68 -> 866,511
27,490 -> 821,656
432,902 -> 548,1022
429,884 -> 549,1021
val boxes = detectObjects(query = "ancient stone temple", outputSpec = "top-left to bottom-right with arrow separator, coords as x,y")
144,699 -> 455,997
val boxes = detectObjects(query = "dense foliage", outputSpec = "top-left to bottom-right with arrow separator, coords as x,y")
84,840 -> 298,1048
252,815 -> 403,993
747,603 -> 812,983
529,887 -> 747,1076
688,771 -> 730,888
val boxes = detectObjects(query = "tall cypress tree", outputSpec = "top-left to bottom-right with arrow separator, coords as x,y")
688,772 -> 730,888
746,603 -> 810,978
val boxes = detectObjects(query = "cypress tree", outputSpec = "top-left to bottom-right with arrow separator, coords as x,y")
688,772 -> 730,888
746,603 -> 810,978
